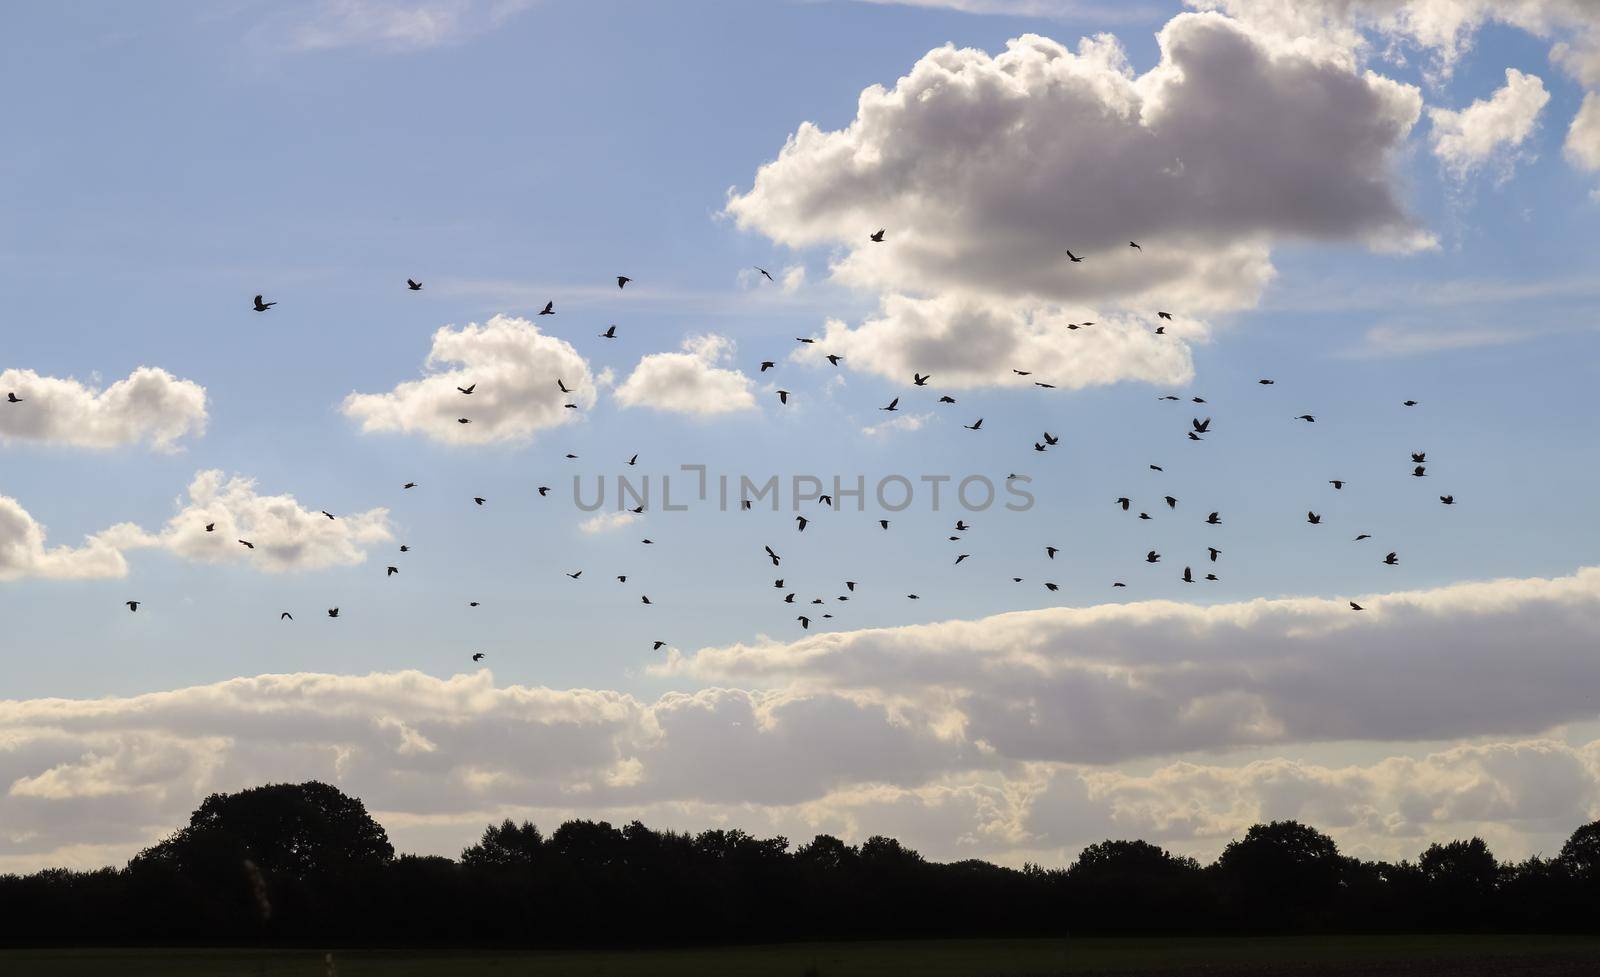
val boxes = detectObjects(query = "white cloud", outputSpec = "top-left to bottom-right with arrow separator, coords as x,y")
343,315 -> 596,445
102,470 -> 393,573
727,15 -> 1431,389
781,264 -> 807,294
1565,91 -> 1600,171
286,0 -> 534,52
613,335 -> 758,416
796,296 -> 1196,389
0,667 -> 1596,873
660,567 -> 1600,763
578,511 -> 640,534
862,411 -> 934,437
1353,323 -> 1533,357
0,367 -> 207,452
0,495 -> 127,581
1428,68 -> 1550,178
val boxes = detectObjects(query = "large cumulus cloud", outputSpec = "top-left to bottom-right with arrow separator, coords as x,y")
727,13 -> 1428,387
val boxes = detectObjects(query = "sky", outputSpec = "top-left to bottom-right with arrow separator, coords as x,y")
2,0 -> 1599,873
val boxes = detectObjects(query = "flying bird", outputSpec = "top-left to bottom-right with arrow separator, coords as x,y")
1065,250 -> 1083,263
1307,512 -> 1321,525
1412,465 -> 1427,478
473,653 -> 485,661
1350,602 -> 1364,611
1129,241 -> 1142,250
797,615 -> 810,629
407,279 -> 423,291
1403,400 -> 1418,407
5,393 -> 21,403
1411,452 -> 1427,463
327,608 -> 340,618
826,354 -> 843,366
964,418 -> 983,430
1182,567 -> 1194,583
913,373 -> 930,386
1116,497 -> 1130,511
1383,552 -> 1399,565
653,641 -> 666,650
881,398 -> 899,411
205,523 -> 215,532
617,276 -> 631,289
938,395 -> 956,404
1295,414 -> 1316,423
1329,480 -> 1344,489
1206,512 -> 1221,525
1157,311 -> 1173,320
558,379 -> 571,393
796,515 -> 808,531
760,361 -> 775,372
238,540 -> 255,549
403,482 -> 417,489
458,418 -> 471,424
1146,551 -> 1161,563
1439,495 -> 1455,505
777,390 -> 790,405
954,554 -> 969,565
538,301 -> 554,315
1192,418 -> 1211,433
1208,547 -> 1221,562
755,267 -> 774,281
869,229 -> 885,242
126,601 -> 140,612
281,612 -> 293,620
386,566 -> 399,576
1258,379 -> 1274,385
473,497 -> 486,506
252,294 -> 275,312
600,325 -> 617,339
458,384 -> 476,394
1046,546 -> 1059,559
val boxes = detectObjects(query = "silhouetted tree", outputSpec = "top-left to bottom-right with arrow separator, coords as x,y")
1213,821 -> 1344,930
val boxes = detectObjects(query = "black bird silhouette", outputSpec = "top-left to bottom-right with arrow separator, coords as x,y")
567,570 -> 582,579
881,397 -> 899,411
1182,566 -> 1194,583
1403,400 -> 1418,407
403,482 -> 417,489
327,608 -> 339,618
321,511 -> 336,520
964,418 -> 983,430
1155,326 -> 1165,335
558,379 -> 571,393
1043,432 -> 1059,445
1065,249 -> 1083,263
1046,546 -> 1059,559
1160,395 -> 1180,401
1350,602 -> 1364,611
1208,547 -> 1221,562
1033,442 -> 1046,452
627,454 -> 638,466
1206,512 -> 1221,525
400,545 -> 410,552
1411,452 -> 1427,463
386,566 -> 399,576
469,601 -> 480,607
1112,582 -> 1126,588
1258,378 -> 1274,385
1044,582 -> 1059,592
252,294 -> 275,312
869,229 -> 885,242
458,383 -> 476,394
913,373 -> 930,386
1164,496 -> 1177,509
473,652 -> 485,661
1307,512 -> 1321,524
1329,479 -> 1344,489
653,641 -> 666,650
1116,497 -> 1130,510
407,279 -> 423,290
239,540 -> 255,549
938,395 -> 956,404
538,301 -> 554,315
1138,512 -> 1152,520
205,523 -> 215,532
1146,550 -> 1161,563
765,545 -> 781,566
458,418 -> 471,424
1157,311 -> 1173,320
777,390 -> 790,405
1440,495 -> 1455,505
1188,433 -> 1203,441
907,594 -> 919,599
1355,534 -> 1372,541
281,612 -> 293,620
538,486 -> 551,496
126,601 -> 140,612
473,497 -> 486,506
5,393 -> 21,403
796,515 -> 808,531
796,337 -> 815,344
1295,414 -> 1316,423
1383,552 -> 1399,565
826,354 -> 843,365
1035,382 -> 1056,389
1013,369 -> 1031,376
617,276 -> 631,289
1192,418 -> 1211,433
879,519 -> 890,529
846,581 -> 857,591
600,325 -> 617,339
1205,573 -> 1218,581
1150,464 -> 1163,471
797,615 -> 810,628
1412,465 -> 1427,478
1129,241 -> 1142,250
641,595 -> 652,605
954,554 -> 969,565
760,361 -> 776,372
755,267 -> 774,281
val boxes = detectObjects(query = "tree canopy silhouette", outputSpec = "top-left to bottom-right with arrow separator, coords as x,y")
2,782 -> 1598,947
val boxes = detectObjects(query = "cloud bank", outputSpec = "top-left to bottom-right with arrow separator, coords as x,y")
0,367 -> 207,452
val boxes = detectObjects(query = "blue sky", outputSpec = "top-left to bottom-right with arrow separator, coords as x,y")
2,0 -> 1599,871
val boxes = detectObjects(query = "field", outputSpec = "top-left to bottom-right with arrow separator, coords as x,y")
4,936 -> 1598,977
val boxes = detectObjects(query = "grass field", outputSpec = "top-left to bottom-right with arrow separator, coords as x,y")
3,936 -> 1598,977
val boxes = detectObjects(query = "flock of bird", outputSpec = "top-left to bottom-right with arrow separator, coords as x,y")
8,233 -> 1454,652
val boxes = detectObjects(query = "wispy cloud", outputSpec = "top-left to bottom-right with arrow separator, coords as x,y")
284,0 -> 534,53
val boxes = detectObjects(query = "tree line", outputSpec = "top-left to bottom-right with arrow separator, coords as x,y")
1,781 -> 1597,945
